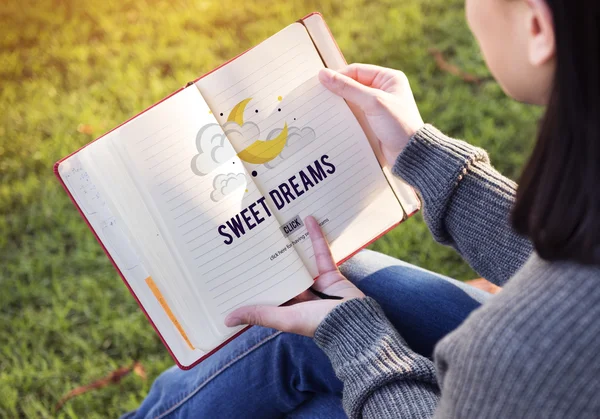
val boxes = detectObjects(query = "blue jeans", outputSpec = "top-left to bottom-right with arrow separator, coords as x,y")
124,250 -> 490,418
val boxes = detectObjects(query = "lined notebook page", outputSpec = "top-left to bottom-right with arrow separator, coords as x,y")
196,23 -> 404,276
59,153 -> 207,366
110,87 -> 312,342
78,128 -> 218,351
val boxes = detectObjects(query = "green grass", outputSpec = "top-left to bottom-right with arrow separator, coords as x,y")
0,0 -> 540,416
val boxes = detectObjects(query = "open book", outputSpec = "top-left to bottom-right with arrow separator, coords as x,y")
54,13 -> 420,369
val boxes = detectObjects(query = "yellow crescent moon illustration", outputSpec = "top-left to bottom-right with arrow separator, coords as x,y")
227,98 -> 252,125
227,98 -> 288,165
237,123 -> 288,164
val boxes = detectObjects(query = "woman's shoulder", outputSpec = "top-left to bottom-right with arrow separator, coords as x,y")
433,254 -> 600,417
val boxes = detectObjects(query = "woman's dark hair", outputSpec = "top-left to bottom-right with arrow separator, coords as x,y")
511,0 -> 599,265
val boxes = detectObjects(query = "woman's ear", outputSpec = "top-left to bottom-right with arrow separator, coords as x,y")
526,0 -> 556,66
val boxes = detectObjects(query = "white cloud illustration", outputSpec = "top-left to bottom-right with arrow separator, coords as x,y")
210,172 -> 247,202
222,121 -> 260,151
191,123 -> 236,176
191,121 -> 261,176
264,126 -> 317,169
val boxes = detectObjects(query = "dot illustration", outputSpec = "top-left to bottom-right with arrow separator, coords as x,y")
220,112 -> 223,116
278,108 -> 281,112
255,109 -> 259,113
277,95 -> 282,101
251,170 -> 258,177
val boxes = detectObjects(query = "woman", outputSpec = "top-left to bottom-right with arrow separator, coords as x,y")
127,0 -> 599,417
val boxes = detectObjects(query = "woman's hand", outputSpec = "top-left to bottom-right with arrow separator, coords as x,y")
319,64 -> 424,166
224,216 -> 365,337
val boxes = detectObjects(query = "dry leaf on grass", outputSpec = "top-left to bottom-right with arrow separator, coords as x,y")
77,124 -> 94,135
429,48 -> 488,85
55,361 -> 146,412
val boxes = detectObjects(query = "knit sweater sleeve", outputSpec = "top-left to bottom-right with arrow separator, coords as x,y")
314,297 -> 440,418
393,124 -> 533,286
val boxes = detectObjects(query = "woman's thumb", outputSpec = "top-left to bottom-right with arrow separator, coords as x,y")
319,68 -> 376,107
225,305 -> 289,330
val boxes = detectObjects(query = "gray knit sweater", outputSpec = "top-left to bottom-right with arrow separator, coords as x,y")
313,125 -> 600,418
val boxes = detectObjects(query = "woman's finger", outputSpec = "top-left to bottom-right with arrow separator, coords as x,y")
225,304 -> 323,336
225,305 -> 293,330
338,63 -> 388,87
339,63 -> 408,95
319,68 -> 377,107
225,300 -> 343,337
305,216 -> 338,276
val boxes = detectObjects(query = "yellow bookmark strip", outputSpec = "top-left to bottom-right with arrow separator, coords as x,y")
145,276 -> 195,350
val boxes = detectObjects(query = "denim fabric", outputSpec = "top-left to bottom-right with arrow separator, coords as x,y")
123,250 -> 489,418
